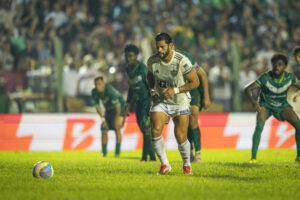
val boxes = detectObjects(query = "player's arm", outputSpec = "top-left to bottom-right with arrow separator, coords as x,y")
292,79 -> 300,102
125,88 -> 133,116
197,67 -> 211,109
95,105 -> 108,129
180,69 -> 200,92
244,81 -> 261,112
147,71 -> 160,102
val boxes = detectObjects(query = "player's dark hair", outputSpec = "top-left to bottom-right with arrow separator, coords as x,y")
293,46 -> 300,56
124,44 -> 139,55
271,53 -> 288,66
94,76 -> 104,84
155,32 -> 172,44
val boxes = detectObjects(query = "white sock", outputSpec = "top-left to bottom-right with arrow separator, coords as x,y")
178,140 -> 191,166
152,136 -> 169,166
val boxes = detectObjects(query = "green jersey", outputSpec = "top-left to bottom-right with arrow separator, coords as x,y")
255,71 -> 297,110
91,84 -> 125,111
125,61 -> 150,102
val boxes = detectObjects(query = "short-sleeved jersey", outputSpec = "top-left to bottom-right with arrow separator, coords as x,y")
147,50 -> 193,106
255,71 -> 297,109
91,84 -> 125,111
176,50 -> 204,103
125,61 -> 150,102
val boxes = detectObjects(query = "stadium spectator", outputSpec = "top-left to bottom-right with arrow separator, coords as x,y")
0,0 -> 300,112
208,59 -> 233,112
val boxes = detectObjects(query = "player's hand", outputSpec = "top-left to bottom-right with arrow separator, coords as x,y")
124,104 -> 130,116
253,102 -> 261,112
151,90 -> 160,103
163,88 -> 175,99
101,121 -> 108,130
293,94 -> 299,102
202,98 -> 211,110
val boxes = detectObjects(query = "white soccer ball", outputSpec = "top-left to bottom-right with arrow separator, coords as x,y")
32,161 -> 54,178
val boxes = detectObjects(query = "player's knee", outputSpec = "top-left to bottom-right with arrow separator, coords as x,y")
175,134 -> 187,143
141,123 -> 151,135
151,126 -> 163,137
102,131 -> 108,137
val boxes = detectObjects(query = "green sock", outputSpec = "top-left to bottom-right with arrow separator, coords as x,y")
102,144 -> 107,156
187,127 -> 194,150
115,143 -> 121,156
292,120 -> 300,157
251,121 -> 265,159
144,134 -> 156,160
192,128 -> 201,152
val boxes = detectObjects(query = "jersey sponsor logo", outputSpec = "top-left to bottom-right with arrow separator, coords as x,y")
112,99 -> 120,105
154,69 -> 159,74
170,70 -> 178,76
265,80 -> 292,94
156,80 -> 177,88
129,75 -> 142,84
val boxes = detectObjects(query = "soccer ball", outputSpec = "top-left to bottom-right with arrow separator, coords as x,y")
32,161 -> 54,178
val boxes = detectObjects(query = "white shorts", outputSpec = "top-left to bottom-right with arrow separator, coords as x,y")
150,103 -> 190,118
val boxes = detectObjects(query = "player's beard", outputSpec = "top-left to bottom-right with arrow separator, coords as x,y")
159,47 -> 170,60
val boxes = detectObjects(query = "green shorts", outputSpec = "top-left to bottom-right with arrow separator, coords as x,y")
260,103 -> 292,121
190,89 -> 201,107
136,98 -> 151,129
104,103 -> 125,130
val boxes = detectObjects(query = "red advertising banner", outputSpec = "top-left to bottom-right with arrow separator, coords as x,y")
0,113 -> 297,151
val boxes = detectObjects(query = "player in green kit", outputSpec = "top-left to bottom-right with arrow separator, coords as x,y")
92,76 -> 125,157
293,46 -> 300,66
124,44 -> 156,161
176,50 -> 211,163
244,53 -> 300,163
292,46 -> 300,102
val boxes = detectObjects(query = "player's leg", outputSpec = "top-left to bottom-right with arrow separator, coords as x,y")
173,114 -> 192,174
137,100 -> 156,161
251,106 -> 268,162
113,115 -> 124,157
101,128 -> 108,157
187,126 -> 194,161
281,107 -> 300,161
101,116 -> 109,157
189,105 -> 202,163
151,111 -> 170,174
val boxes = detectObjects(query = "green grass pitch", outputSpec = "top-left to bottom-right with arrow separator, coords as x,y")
0,150 -> 300,200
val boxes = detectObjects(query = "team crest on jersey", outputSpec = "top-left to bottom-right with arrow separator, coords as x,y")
170,64 -> 178,77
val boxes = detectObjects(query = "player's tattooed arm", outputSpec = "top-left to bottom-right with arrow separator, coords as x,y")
181,69 -> 200,92
163,69 -> 200,99
244,81 -> 261,112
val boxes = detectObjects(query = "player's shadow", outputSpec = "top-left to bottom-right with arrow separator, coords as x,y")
117,156 -> 141,160
207,162 -> 263,168
198,174 -> 263,181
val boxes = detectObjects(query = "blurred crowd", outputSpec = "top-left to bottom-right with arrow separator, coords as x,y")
0,0 -> 300,113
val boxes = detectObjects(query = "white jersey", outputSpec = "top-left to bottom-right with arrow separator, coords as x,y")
147,50 -> 193,106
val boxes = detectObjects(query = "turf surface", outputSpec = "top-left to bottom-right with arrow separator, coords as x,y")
0,150 -> 300,200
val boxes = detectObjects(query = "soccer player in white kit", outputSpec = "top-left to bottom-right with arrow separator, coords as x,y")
147,33 -> 200,174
